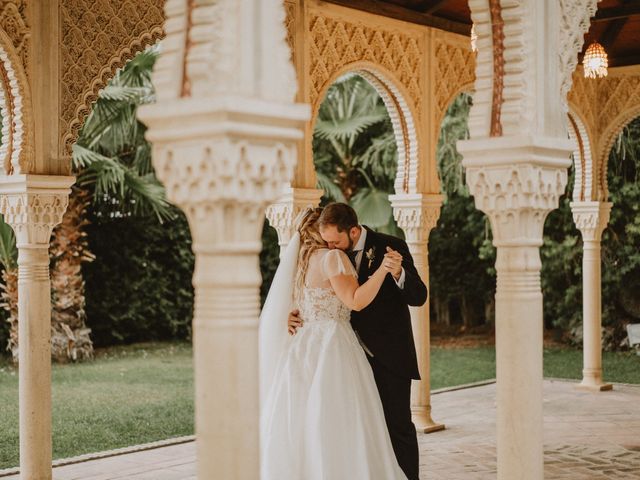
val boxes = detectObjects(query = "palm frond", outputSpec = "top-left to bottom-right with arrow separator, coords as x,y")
99,86 -> 153,103
132,143 -> 153,176
314,110 -> 388,142
316,171 -> 346,203
78,99 -> 138,153
115,47 -> 159,88
82,102 -> 139,154
76,151 -> 173,222
72,144 -> 115,171
349,187 -> 393,229
353,130 -> 397,186
120,173 -> 174,222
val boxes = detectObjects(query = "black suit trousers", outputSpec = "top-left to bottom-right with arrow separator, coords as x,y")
368,355 -> 419,480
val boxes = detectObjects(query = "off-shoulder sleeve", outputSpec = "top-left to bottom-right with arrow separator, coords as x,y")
321,249 -> 357,280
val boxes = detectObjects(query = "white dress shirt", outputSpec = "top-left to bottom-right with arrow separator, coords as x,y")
352,226 -> 405,288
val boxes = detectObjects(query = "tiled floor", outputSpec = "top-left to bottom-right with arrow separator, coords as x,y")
420,380 -> 640,479
2,380 -> 639,479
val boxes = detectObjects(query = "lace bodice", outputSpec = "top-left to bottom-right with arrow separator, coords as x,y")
298,287 -> 352,325
297,249 -> 357,325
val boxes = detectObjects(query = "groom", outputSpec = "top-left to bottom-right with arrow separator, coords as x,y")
289,202 -> 427,480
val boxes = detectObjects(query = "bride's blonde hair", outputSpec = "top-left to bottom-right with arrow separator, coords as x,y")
294,207 -> 326,302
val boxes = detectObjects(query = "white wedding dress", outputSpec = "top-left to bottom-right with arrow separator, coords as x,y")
260,246 -> 407,480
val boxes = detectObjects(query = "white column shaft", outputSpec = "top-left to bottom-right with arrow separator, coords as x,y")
495,246 -> 543,480
18,247 -> 53,480
405,239 -> 439,430
193,250 -> 260,478
581,241 -> 603,385
391,194 -> 443,433
571,201 -> 611,391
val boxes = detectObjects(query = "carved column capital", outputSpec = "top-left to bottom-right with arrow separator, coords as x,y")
140,98 -> 309,246
266,187 -> 323,252
389,193 -> 443,244
459,137 -> 573,246
571,201 -> 612,242
0,175 -> 74,247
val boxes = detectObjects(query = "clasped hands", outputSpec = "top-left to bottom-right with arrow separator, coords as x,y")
287,247 -> 403,335
382,246 -> 403,280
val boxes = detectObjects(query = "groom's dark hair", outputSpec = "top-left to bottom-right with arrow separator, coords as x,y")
318,202 -> 359,233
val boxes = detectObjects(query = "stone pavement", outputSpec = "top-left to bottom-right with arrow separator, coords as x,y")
420,380 -> 640,479
1,380 -> 638,479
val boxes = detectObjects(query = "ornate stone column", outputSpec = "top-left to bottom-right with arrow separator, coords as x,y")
390,193 -> 444,433
459,138 -> 572,480
0,174 -> 74,480
139,2 -> 308,477
141,101 -> 307,479
266,187 -> 323,255
571,201 -> 612,391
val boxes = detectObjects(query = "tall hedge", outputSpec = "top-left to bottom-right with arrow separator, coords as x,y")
82,206 -> 194,347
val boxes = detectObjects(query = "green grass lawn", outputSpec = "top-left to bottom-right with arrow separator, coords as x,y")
1,341 -> 639,469
431,345 -> 640,390
0,342 -> 193,469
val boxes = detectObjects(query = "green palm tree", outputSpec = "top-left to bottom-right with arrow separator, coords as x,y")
0,46 -> 172,362
313,74 -> 399,234
73,46 -> 171,221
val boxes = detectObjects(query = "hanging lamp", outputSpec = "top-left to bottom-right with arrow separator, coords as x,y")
583,41 -> 608,79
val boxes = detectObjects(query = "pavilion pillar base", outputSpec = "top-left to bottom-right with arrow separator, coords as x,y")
575,382 -> 613,392
412,406 -> 445,433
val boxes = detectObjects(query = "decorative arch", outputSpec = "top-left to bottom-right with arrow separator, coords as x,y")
311,62 -> 420,195
0,1 -> 30,74
433,35 -> 475,129
59,0 -> 165,162
0,26 -> 31,175
569,68 -> 640,201
598,104 -> 640,199
436,82 -> 475,128
567,107 -> 597,202
306,11 -> 423,120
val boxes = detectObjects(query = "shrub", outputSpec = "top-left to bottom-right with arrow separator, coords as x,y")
82,206 -> 194,346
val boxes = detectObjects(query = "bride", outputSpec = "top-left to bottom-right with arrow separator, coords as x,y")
259,207 -> 407,480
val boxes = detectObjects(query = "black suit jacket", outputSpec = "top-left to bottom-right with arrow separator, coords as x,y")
350,226 -> 428,380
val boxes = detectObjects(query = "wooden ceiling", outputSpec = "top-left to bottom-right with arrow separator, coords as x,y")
324,0 -> 640,68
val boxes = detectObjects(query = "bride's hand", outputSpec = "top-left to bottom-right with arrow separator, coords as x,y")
288,309 -> 303,335
375,252 -> 397,277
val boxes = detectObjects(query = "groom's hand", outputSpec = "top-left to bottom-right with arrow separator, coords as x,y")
288,309 -> 303,335
384,247 -> 403,280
